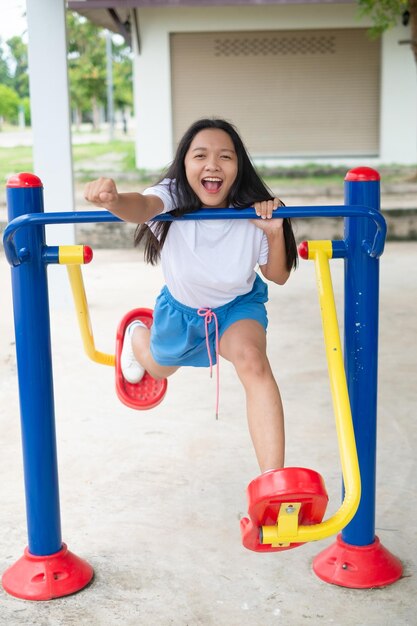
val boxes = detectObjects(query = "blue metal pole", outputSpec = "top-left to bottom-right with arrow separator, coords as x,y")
6,174 -> 62,556
342,167 -> 381,546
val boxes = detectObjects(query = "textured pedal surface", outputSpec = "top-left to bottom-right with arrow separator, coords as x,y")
115,308 -> 167,410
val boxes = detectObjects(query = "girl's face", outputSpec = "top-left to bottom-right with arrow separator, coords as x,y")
184,128 -> 238,208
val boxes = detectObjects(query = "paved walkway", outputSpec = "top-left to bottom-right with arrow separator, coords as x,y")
0,242 -> 415,625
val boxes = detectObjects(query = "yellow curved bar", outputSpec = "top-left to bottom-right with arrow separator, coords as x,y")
66,265 -> 115,367
262,240 -> 361,544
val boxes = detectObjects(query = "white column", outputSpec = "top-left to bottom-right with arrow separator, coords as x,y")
26,0 -> 75,306
26,0 -> 75,242
380,24 -> 417,164
134,25 -> 173,170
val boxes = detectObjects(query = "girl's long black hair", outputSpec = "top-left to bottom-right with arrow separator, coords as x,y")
135,118 -> 298,271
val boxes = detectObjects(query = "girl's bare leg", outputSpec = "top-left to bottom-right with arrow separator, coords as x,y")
131,326 -> 179,380
219,319 -> 285,472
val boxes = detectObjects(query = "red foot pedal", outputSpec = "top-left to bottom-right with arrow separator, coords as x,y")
240,467 -> 328,552
115,308 -> 167,410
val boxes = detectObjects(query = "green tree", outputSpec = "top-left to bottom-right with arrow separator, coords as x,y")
6,35 -> 29,98
0,84 -> 20,129
0,39 -> 12,87
112,39 -> 133,109
66,12 -> 133,130
112,37 -> 133,129
67,11 -> 107,128
21,96 -> 31,126
357,1 -> 417,66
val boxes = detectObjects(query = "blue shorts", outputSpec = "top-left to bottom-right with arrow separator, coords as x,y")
150,274 -> 269,367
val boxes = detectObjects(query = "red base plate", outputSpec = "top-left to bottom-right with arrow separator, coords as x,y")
1,543 -> 93,601
241,467 -> 328,552
115,308 -> 167,410
313,534 -> 403,588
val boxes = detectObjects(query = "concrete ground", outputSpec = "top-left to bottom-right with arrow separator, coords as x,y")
0,241 -> 415,625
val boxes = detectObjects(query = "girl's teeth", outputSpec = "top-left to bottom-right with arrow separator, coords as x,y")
202,178 -> 222,192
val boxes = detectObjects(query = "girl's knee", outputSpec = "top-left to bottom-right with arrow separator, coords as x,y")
233,344 -> 269,379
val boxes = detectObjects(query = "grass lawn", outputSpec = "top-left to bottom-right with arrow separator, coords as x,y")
1,145 -> 34,184
0,139 -> 415,188
0,141 -> 138,184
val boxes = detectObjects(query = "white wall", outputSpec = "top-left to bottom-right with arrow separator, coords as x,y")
133,4 -> 415,169
380,24 -> 417,164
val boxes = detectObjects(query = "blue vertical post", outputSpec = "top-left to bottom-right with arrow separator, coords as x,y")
2,173 -> 93,601
313,167 -> 402,588
343,167 -> 380,546
6,173 -> 62,556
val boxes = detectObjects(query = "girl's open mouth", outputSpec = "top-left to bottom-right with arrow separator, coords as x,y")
202,177 -> 223,193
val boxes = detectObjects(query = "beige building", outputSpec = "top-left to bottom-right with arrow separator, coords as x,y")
71,1 -> 417,169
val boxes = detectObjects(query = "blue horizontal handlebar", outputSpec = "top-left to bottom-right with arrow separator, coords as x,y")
3,205 -> 386,267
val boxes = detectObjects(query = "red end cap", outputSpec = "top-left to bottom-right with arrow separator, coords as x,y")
345,167 -> 380,182
7,173 -> 43,188
298,241 -> 309,260
83,245 -> 94,264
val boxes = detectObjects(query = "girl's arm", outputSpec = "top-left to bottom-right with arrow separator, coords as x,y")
252,199 -> 291,286
84,177 -> 164,224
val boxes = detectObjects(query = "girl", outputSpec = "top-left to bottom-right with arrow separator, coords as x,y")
84,118 -> 297,473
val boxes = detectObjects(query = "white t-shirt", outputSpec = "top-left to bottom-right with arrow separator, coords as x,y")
143,179 -> 269,308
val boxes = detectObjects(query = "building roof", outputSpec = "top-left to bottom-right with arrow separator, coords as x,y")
69,0 -> 352,4
68,0 -> 354,44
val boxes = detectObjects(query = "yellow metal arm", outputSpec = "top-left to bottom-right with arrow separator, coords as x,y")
66,264 -> 115,367
262,240 -> 361,544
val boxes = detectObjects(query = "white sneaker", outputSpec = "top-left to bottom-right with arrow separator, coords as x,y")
121,321 -> 146,383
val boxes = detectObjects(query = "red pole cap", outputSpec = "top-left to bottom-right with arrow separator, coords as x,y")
83,246 -> 94,264
345,167 -> 380,182
298,241 -> 309,260
6,173 -> 43,188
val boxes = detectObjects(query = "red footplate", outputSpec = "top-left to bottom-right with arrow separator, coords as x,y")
241,467 -> 328,552
115,308 -> 167,410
